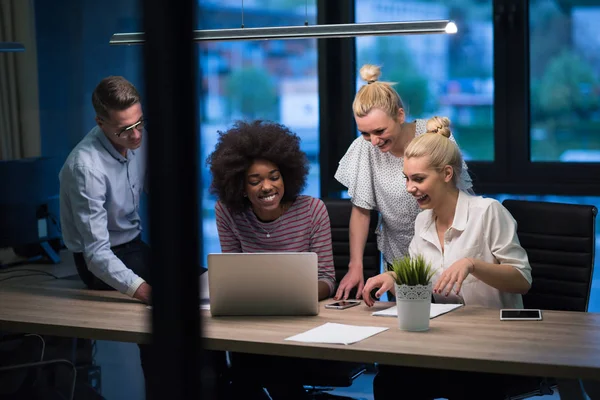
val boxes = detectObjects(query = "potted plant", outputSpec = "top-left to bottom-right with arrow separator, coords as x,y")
388,254 -> 435,331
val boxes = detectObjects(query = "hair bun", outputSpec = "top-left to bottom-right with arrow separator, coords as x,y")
359,64 -> 382,84
426,116 -> 452,138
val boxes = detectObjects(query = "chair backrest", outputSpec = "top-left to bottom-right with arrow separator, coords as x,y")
322,199 -> 381,284
502,199 -> 597,312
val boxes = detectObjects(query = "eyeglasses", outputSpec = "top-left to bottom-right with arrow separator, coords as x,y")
111,118 -> 146,138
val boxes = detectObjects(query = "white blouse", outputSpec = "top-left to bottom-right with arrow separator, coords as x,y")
409,191 -> 532,309
335,119 -> 473,264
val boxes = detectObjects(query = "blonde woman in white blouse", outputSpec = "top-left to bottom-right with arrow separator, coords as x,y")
362,117 -> 532,400
334,64 -> 474,301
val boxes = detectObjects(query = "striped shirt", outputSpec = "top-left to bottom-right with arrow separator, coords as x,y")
215,195 -> 336,295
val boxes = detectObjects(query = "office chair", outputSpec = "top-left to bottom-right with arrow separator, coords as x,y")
0,333 -> 78,400
325,199 -> 381,287
500,199 -> 597,400
299,199 -> 381,399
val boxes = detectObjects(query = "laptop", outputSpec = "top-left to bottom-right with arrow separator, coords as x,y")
207,252 -> 319,316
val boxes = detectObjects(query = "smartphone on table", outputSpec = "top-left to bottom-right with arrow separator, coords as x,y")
325,300 -> 361,310
500,309 -> 543,321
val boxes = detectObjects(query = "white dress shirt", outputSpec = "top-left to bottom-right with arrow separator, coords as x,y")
408,191 -> 532,309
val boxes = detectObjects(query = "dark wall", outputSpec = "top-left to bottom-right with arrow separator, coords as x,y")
35,0 -> 147,240
35,0 -> 143,160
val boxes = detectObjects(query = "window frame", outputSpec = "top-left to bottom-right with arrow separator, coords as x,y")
317,0 -> 357,197
318,0 -> 600,198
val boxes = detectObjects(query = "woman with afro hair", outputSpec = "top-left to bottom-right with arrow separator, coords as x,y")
206,120 -> 336,400
207,119 -> 335,299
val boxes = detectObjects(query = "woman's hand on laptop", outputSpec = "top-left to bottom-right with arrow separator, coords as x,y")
335,263 -> 364,300
362,272 -> 395,307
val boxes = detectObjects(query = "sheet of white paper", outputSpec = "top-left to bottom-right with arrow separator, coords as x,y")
284,322 -> 388,345
371,303 -> 463,319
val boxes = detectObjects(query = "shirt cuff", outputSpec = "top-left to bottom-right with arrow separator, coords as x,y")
126,276 -> 146,298
350,197 -> 374,210
320,279 -> 335,297
514,265 -> 533,285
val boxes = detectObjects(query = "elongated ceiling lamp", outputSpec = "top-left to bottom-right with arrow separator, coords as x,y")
110,20 -> 457,45
0,42 -> 25,52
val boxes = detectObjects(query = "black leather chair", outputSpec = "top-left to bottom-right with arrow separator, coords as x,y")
503,199 -> 596,312
325,198 -> 381,287
0,333 -> 79,400
501,199 -> 597,399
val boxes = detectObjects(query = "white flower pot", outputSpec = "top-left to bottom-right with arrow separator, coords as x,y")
394,283 -> 432,331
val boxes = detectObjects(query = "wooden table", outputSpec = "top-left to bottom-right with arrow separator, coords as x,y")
1,255 -> 599,400
2,276 -> 600,384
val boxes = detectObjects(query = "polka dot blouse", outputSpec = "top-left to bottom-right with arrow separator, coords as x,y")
334,119 -> 473,265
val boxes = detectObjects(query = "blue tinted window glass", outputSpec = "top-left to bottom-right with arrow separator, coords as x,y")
355,0 -> 494,161
530,1 -> 600,162
198,0 -> 319,265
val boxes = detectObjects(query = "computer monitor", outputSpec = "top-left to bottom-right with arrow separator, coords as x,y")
0,157 -> 63,266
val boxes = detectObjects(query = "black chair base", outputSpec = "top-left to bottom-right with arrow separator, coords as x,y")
309,392 -> 367,400
502,376 -> 556,400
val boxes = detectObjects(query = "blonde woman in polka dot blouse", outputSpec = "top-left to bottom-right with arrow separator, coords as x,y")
334,64 -> 473,301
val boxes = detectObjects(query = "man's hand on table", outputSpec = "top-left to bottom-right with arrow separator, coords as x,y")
133,282 -> 152,304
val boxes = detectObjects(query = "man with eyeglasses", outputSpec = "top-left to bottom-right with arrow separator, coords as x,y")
59,75 -> 151,302
58,75 -> 158,397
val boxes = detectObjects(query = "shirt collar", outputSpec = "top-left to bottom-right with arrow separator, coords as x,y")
419,190 -> 470,247
451,190 -> 470,232
419,211 -> 437,248
94,126 -> 134,163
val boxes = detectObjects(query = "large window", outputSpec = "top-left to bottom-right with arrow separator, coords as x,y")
530,0 -> 600,162
355,0 -> 494,161
347,0 -> 600,309
198,0 -> 319,263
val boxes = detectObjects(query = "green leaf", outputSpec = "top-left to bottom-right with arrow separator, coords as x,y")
389,254 -> 434,286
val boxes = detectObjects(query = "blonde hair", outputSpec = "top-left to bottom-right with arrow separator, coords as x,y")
352,64 -> 404,118
405,116 -> 463,186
